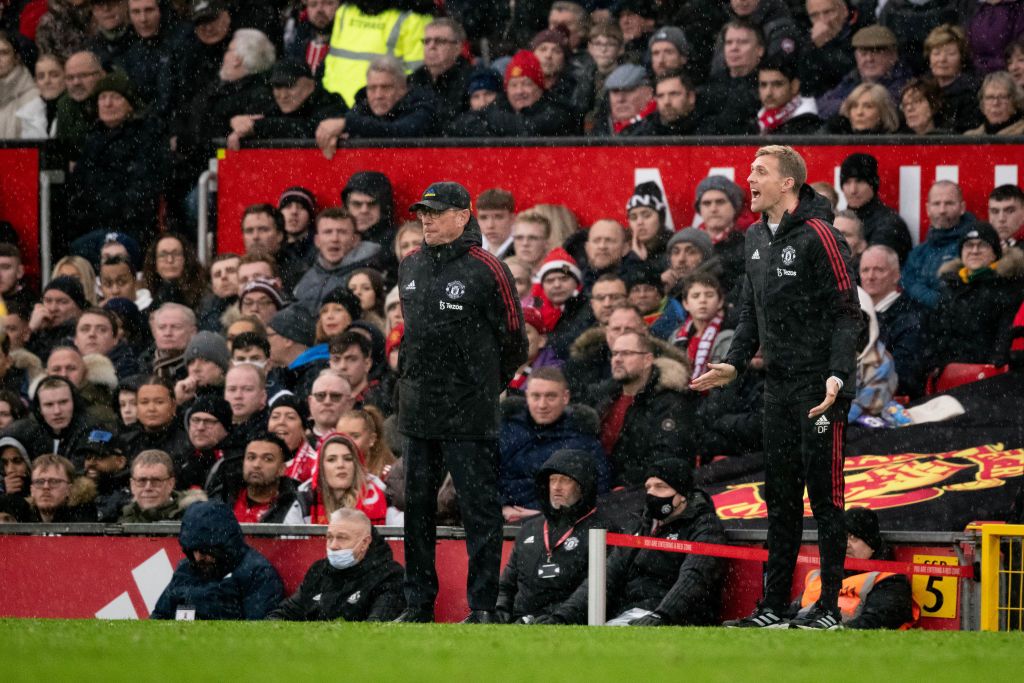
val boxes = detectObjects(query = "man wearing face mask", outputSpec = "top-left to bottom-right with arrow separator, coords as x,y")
267,508 -> 404,621
535,459 -> 726,626
151,500 -> 283,620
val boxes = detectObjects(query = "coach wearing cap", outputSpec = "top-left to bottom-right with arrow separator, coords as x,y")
394,181 -> 527,624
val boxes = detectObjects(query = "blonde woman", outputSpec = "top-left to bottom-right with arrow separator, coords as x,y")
52,255 -> 98,304
284,432 -> 387,525
828,83 -> 899,134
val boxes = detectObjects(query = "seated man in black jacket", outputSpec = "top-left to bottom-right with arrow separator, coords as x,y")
535,459 -> 726,626
267,508 -> 404,621
496,449 -> 610,623
624,71 -> 703,136
315,55 -> 439,159
227,59 -> 347,149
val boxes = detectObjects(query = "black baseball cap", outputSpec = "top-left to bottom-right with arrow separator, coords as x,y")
192,0 -> 227,23
74,429 -> 123,460
269,60 -> 313,88
409,182 -> 471,212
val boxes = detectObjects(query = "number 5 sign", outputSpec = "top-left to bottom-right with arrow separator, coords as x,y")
912,554 -> 959,619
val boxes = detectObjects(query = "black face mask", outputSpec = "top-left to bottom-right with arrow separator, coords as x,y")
646,493 -> 675,520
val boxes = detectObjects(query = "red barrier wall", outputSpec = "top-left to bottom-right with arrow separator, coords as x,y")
0,534 -> 961,628
216,142 -> 1024,256
0,146 -> 41,284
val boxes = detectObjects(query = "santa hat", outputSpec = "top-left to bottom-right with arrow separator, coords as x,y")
505,49 -> 545,91
536,247 -> 582,285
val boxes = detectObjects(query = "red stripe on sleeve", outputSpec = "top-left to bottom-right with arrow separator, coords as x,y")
469,247 -> 520,331
809,219 -> 851,291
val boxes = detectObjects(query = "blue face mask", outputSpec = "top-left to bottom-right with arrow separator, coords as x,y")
327,548 -> 359,570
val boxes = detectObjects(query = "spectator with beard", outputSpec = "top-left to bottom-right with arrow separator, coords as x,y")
227,59 -> 348,150
756,56 -> 823,135
151,500 -> 283,619
180,394 -> 234,491
120,449 -> 206,521
123,376 -> 191,474
267,508 -> 405,621
3,375 -> 106,465
208,431 -> 299,523
342,171 -> 397,277
409,18 -> 473,128
21,454 -> 97,523
496,450 -> 610,623
624,71 -> 703,136
27,276 -> 86,360
284,0 -> 340,78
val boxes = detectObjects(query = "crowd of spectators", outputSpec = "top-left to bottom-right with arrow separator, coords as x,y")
0,0 -> 1021,625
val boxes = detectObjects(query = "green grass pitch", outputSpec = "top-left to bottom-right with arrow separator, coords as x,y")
3,620 -> 1022,682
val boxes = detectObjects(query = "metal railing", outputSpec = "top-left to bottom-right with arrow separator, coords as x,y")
979,524 -> 1024,631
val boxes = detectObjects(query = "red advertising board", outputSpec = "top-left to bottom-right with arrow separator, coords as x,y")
0,145 -> 41,284
0,534 -> 961,628
216,141 -> 1024,257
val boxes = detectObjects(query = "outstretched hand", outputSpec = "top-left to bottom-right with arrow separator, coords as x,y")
689,362 -> 738,392
808,377 -> 841,418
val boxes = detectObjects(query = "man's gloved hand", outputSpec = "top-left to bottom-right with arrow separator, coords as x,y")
629,611 -> 666,626
531,613 -> 565,625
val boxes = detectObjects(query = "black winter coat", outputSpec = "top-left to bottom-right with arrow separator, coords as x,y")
798,25 -> 856,98
115,19 -> 186,107
937,73 -> 983,133
180,72 -> 275,171
698,73 -> 760,135
66,116 -> 168,240
496,449 -> 615,620
94,468 -> 132,523
409,57 -> 472,128
151,502 -> 283,620
250,84 -> 348,141
876,293 -> 927,398
161,33 -> 228,128
345,86 -> 440,138
208,463 -> 301,524
924,252 -> 1024,372
725,185 -> 862,399
853,196 -> 913,265
621,111 -> 704,137
711,0 -> 801,78
591,358 -> 699,487
397,226 -> 528,439
550,490 -> 727,625
448,95 -> 580,137
123,422 -> 192,483
267,531 -> 405,621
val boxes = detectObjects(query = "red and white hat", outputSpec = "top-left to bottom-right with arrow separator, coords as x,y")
536,247 -> 582,284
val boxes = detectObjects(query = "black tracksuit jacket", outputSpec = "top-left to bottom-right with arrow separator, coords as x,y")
397,224 -> 527,440
725,185 -> 862,400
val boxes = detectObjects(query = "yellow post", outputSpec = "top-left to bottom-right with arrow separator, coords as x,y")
979,524 -> 1024,631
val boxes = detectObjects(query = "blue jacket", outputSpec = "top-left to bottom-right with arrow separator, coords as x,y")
151,501 -> 284,620
649,298 -> 686,341
498,398 -> 609,509
901,214 -> 974,310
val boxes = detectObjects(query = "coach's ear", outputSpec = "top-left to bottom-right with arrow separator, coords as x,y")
455,209 -> 471,229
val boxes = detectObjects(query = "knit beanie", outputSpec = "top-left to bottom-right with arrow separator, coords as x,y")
844,507 -> 884,553
270,304 -> 316,347
239,277 -> 286,310
505,49 -> 545,91
626,181 -> 666,223
268,390 -> 309,424
187,394 -> 233,433
694,175 -> 744,213
320,286 -> 363,323
625,261 -> 665,293
44,276 -> 87,311
467,67 -> 502,95
94,69 -> 144,112
536,247 -> 583,284
840,153 -> 880,193
666,227 -> 713,262
645,458 -> 694,497
184,331 -> 230,372
960,222 -> 1003,261
648,26 -> 690,57
278,186 -> 316,216
530,25 -> 572,60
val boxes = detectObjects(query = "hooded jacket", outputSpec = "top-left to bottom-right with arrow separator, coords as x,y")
397,225 -> 528,439
266,529 -> 405,621
151,501 -> 284,620
119,488 -> 207,523
725,185 -> 862,400
23,474 -> 97,523
902,213 -> 975,309
342,171 -> 398,279
590,357 -> 698,487
2,376 -> 107,468
498,398 -> 609,509
496,449 -> 614,621
548,489 -> 727,625
123,420 -> 193,482
344,86 -> 440,139
292,240 -> 382,312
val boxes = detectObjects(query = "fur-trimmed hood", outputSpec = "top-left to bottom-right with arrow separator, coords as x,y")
569,325 -> 691,368
10,347 -> 43,382
652,356 -> 691,392
938,245 -> 1024,280
27,353 -> 119,398
29,475 -> 97,513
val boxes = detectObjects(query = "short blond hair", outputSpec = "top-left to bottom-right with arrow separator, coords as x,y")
840,83 -> 900,133
755,145 -> 807,189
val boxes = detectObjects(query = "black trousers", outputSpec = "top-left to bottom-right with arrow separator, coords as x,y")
403,436 -> 503,612
762,395 -> 849,614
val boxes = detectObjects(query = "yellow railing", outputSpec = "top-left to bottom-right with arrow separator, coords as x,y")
980,524 -> 1024,631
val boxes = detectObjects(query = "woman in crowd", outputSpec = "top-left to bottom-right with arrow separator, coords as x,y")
0,392 -> 27,431
346,268 -> 386,333
924,24 -> 982,132
1007,38 -> 1024,89
267,393 -> 317,485
826,83 -> 900,134
285,432 -> 387,525
52,255 -> 98,305
0,30 -> 39,139
142,233 -> 208,310
336,406 -> 395,480
966,71 -> 1024,135
315,286 -> 361,343
898,78 -> 947,136
16,53 -> 65,139
626,182 -> 670,266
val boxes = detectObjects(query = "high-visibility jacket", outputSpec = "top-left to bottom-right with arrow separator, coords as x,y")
321,4 -> 430,106
800,569 -> 921,629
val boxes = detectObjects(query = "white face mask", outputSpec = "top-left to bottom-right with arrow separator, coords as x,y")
326,547 -> 358,570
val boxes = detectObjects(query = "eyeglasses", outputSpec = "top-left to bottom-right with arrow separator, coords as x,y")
132,476 -> 171,487
157,250 -> 184,261
312,391 -> 348,403
241,298 -> 278,310
422,37 -> 457,46
611,350 -> 650,358
66,70 -> 101,82
982,93 -> 1011,103
189,415 -> 222,427
32,478 -> 70,488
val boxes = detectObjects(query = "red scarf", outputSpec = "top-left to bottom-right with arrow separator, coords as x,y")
673,314 -> 723,379
614,99 -> 657,133
285,441 -> 317,484
758,97 -> 803,133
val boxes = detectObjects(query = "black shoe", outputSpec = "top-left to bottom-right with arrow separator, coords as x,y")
461,610 -> 497,624
788,604 -> 843,630
723,606 -> 788,628
393,608 -> 434,623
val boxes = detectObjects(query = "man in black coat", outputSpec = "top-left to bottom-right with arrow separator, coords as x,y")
798,0 -> 857,97
698,20 -> 764,135
78,430 -> 132,523
496,449 -> 611,623
623,71 -> 704,136
267,509 -> 405,621
840,153 -> 913,264
408,17 -> 473,129
115,0 -> 185,107
207,432 -> 299,524
535,459 -> 727,626
395,182 -> 527,623
592,331 -> 698,487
